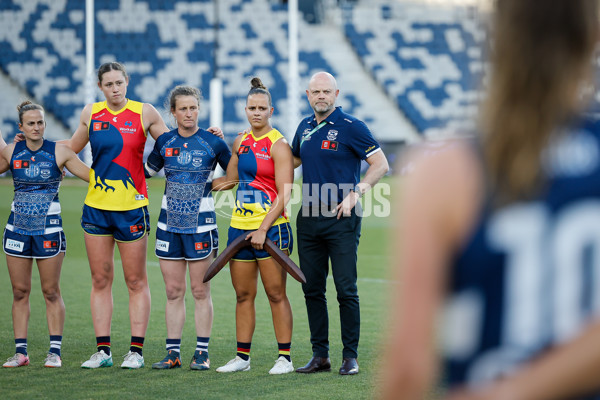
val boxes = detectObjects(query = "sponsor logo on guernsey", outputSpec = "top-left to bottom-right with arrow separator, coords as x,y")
113,117 -> 117,123
135,194 -> 146,201
50,219 -> 59,225
327,130 -> 338,140
38,162 -> 52,168
195,242 -> 210,250
256,150 -> 271,161
43,241 -> 58,249
156,239 -> 169,252
165,148 -> 181,157
6,239 -> 24,252
13,160 -> 30,169
119,120 -> 135,134
365,145 -> 376,153
238,145 -> 250,155
205,217 -> 215,224
93,122 -> 110,131
184,143 -> 188,148
130,224 -> 145,233
178,151 -> 192,165
31,156 -> 36,161
321,140 -> 338,151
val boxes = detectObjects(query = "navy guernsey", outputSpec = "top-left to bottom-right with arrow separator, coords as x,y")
443,117 -> 600,399
145,128 -> 231,234
7,140 -> 63,236
291,107 -> 381,207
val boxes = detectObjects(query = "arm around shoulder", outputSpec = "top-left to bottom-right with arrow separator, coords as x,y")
61,103 -> 92,153
212,135 -> 243,191
0,143 -> 15,174
143,103 -> 169,140
56,143 -> 90,182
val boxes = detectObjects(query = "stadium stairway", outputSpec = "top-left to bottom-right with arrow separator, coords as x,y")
299,21 -> 420,144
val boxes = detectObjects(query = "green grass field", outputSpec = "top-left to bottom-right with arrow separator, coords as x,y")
0,177 -> 394,400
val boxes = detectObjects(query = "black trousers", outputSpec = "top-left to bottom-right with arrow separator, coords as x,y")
296,208 -> 362,359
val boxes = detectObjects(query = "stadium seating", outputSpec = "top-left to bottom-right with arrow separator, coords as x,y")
0,0 -> 349,140
0,0 -> 491,140
343,1 -> 485,134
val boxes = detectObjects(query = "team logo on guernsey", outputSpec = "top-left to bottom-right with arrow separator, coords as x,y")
13,160 -> 30,169
321,140 -> 338,151
93,122 -> 110,131
327,130 -> 338,140
195,241 -> 210,250
43,240 -> 58,249
40,169 -> 51,179
178,151 -> 192,165
238,145 -> 251,155
130,224 -> 145,233
192,157 -> 203,167
166,148 -> 181,157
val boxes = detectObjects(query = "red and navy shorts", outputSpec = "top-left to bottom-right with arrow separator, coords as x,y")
81,205 -> 150,242
228,222 -> 293,262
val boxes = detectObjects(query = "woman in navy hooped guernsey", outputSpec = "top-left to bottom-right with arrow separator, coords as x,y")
0,101 -> 89,369
380,1 -> 600,399
144,85 -> 231,370
213,77 -> 295,375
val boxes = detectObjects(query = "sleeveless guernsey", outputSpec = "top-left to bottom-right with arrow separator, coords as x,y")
85,99 -> 148,211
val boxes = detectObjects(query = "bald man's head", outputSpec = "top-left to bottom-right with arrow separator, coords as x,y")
307,72 -> 339,117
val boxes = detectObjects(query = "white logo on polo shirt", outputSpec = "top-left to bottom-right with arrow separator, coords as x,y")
156,239 -> 170,252
327,130 -> 338,140
6,239 -> 24,252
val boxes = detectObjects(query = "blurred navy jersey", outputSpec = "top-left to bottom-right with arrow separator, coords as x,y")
145,128 -> 231,234
443,117 -> 600,399
6,140 -> 63,236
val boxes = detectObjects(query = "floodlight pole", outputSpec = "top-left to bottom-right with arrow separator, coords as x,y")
210,0 -> 223,130
288,0 -> 300,143
83,0 -> 95,165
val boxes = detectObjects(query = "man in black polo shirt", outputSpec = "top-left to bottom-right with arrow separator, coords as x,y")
292,72 -> 389,375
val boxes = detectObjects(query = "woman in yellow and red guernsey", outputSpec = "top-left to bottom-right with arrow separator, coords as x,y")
215,77 -> 295,375
62,62 -> 172,369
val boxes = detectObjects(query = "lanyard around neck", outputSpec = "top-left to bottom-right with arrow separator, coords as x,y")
300,121 -> 327,148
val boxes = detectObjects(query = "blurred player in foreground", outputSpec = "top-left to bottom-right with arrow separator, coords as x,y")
380,1 -> 600,399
